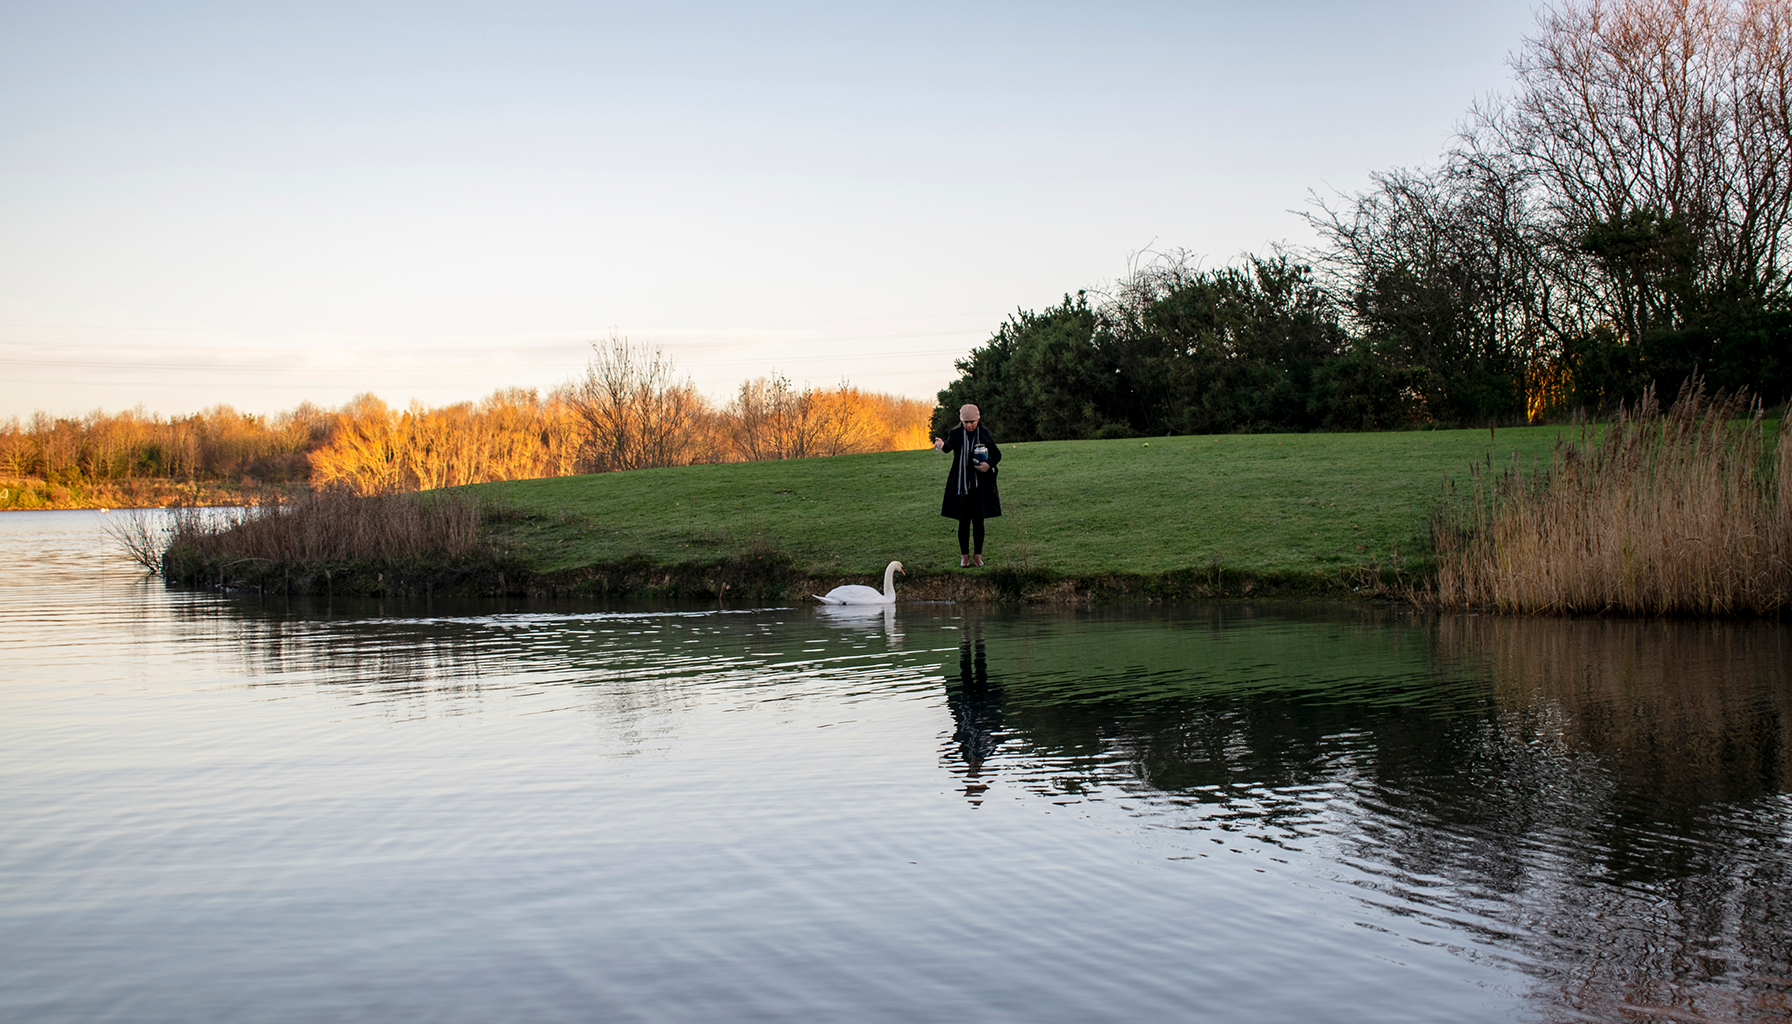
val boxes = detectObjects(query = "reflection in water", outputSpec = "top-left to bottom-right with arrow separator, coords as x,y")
174,596 -> 1792,1022
944,623 -> 1004,804
963,608 -> 1792,1023
1441,616 -> 1792,1022
6,514 -> 1792,1024
813,601 -> 904,646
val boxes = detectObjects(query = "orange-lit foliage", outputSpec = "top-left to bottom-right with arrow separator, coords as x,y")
1,376 -> 930,503
1525,357 -> 1573,422
0,404 -> 323,487
724,376 -> 932,460
309,389 -> 580,495
565,337 -> 718,472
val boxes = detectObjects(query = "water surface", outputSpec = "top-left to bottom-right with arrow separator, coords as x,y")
3,510 -> 1790,1022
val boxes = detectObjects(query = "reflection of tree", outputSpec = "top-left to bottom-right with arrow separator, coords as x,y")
189,598 -> 699,745
944,624 -> 1005,805
1432,615 -> 1792,1022
191,599 -> 494,716
973,609 -> 1792,1021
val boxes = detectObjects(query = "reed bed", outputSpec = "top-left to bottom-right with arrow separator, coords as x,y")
165,487 -> 481,572
1435,384 -> 1792,616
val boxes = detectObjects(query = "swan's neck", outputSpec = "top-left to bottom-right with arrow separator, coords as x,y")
883,563 -> 897,599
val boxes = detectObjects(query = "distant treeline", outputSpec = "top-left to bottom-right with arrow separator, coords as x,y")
1,342 -> 930,508
938,0 -> 1792,439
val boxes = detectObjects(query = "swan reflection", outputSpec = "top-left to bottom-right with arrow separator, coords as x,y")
812,602 -> 903,645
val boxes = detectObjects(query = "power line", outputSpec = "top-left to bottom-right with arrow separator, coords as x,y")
0,365 -> 949,390
0,312 -> 1005,334
0,327 -> 987,353
0,346 -> 971,373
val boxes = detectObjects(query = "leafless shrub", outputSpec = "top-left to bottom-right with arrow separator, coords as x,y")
725,374 -> 879,460
568,333 -> 716,472
1435,379 -> 1792,614
103,509 -> 170,574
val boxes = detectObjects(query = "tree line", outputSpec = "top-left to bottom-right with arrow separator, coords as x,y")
937,0 -> 1792,439
0,340 -> 931,507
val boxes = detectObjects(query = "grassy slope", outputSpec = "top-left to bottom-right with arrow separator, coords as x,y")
468,425 -> 1566,586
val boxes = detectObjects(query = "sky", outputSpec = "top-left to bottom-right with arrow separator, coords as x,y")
0,0 -> 1542,419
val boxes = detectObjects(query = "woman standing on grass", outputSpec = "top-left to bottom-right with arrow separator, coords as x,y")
933,403 -> 1001,567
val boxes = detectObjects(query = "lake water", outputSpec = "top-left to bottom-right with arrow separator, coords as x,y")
4,510 -> 1791,1023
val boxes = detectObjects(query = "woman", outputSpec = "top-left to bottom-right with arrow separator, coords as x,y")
933,403 -> 1002,567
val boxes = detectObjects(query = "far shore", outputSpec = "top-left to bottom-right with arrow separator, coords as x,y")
2,477 -> 283,512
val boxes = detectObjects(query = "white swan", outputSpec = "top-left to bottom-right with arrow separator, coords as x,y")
814,560 -> 904,605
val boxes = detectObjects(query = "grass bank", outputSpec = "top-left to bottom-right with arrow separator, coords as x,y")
450,425 -> 1565,601
159,426 -> 1572,601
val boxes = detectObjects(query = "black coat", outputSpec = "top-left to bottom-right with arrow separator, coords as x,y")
939,424 -> 1002,519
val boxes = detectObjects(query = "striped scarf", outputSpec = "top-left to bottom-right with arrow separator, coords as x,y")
955,426 -> 981,496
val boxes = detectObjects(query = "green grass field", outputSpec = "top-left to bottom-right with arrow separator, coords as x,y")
467,424 -> 1568,588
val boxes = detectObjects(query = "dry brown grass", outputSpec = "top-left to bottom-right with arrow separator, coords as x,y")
165,487 -> 481,571
1435,382 -> 1792,615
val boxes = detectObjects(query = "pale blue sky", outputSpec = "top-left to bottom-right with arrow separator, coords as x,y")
0,1 -> 1540,417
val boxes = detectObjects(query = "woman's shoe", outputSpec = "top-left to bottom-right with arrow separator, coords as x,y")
973,554 -> 984,567
960,555 -> 971,567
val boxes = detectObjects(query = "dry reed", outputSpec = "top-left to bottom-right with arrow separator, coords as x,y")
165,487 -> 481,571
1435,382 -> 1792,615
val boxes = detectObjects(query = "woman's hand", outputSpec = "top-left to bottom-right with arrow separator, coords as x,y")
974,461 -> 989,472
933,437 -> 945,451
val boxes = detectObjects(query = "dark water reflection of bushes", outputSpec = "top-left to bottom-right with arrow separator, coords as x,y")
947,607 -> 1792,1022
1441,616 -> 1792,1022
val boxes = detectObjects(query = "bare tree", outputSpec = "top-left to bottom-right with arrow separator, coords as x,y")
82,408 -> 127,481
726,374 -> 794,461
104,509 -> 168,573
29,412 -> 79,480
569,334 -> 711,472
800,383 -> 884,455
540,386 -> 583,478
723,374 -> 877,460
1309,0 -> 1792,415
1484,0 -> 1792,329
308,394 -> 405,495
0,417 -> 36,478
1306,153 -> 1556,418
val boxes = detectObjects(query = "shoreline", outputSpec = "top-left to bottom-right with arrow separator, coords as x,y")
159,549 -> 1417,605
1,477 -> 281,512
147,428 -> 1535,607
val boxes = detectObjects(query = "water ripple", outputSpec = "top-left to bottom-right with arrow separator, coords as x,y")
4,512 -> 1791,1022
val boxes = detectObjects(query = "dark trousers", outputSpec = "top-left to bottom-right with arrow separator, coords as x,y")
957,511 -> 985,554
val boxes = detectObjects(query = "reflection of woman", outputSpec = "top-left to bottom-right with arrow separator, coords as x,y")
945,624 -> 1004,802
933,403 -> 1002,568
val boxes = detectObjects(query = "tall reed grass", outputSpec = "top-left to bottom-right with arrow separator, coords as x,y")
1434,383 -> 1792,616
164,487 -> 481,574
